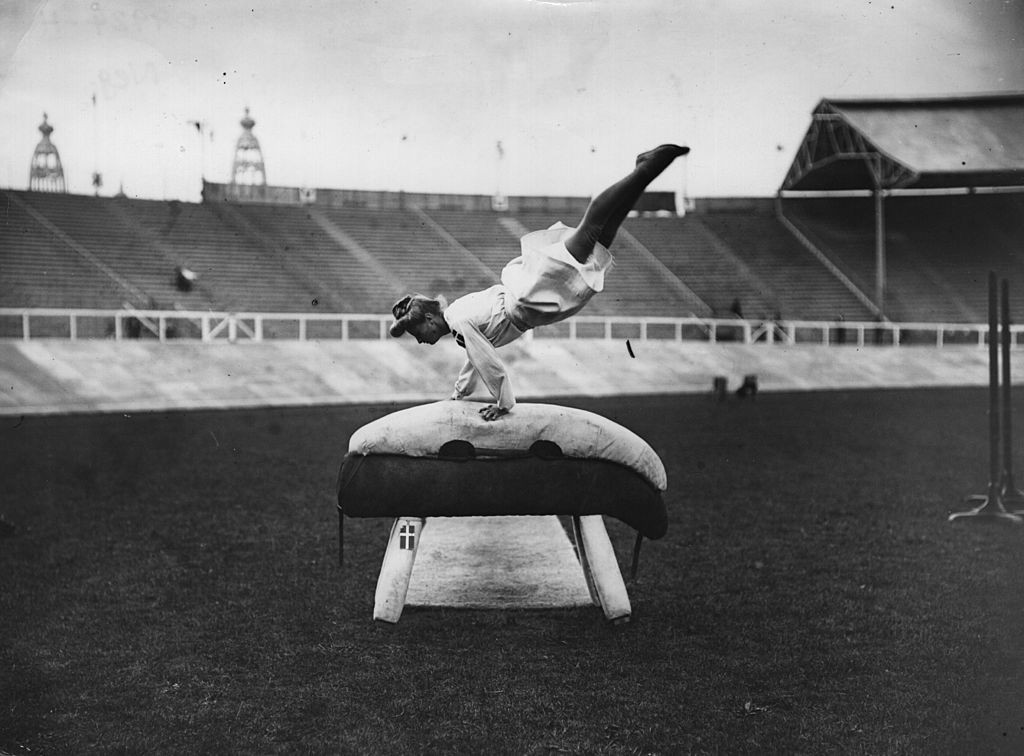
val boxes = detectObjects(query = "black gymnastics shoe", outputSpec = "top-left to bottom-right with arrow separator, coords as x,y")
636,144 -> 690,167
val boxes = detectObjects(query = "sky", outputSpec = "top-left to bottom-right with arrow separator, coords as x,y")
1,0 -> 1022,203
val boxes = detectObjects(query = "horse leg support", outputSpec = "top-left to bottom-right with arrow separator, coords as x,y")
373,517 -> 425,623
573,515 -> 631,624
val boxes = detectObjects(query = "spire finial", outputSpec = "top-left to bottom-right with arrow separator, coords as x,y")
231,107 -> 266,186
30,111 -> 65,192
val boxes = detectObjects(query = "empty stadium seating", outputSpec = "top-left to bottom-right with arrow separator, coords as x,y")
697,210 -> 876,322
227,204 -> 400,312
126,198 -> 311,312
420,209 -> 521,277
4,188 -> 1024,326
316,206 -> 499,305
781,195 -> 1024,323
0,190 -> 124,310
628,215 -> 776,319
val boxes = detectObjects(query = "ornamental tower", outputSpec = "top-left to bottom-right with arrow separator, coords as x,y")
230,107 -> 266,186
29,113 -> 66,192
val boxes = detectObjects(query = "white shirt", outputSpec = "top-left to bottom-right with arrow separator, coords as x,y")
444,285 -> 523,410
442,222 -> 613,411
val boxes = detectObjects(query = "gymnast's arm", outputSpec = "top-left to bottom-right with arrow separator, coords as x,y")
453,320 -> 515,419
451,358 -> 479,400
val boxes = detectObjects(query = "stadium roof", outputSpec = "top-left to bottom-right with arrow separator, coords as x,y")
782,93 -> 1024,191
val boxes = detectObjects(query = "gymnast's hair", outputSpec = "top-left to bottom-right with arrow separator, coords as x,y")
388,294 -> 446,337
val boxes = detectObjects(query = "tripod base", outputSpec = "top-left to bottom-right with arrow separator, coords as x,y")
1000,477 -> 1024,513
949,491 -> 1024,524
1001,492 -> 1024,514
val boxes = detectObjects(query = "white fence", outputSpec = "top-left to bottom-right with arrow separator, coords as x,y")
0,307 -> 1014,348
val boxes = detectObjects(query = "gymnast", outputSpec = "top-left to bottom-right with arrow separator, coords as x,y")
388,144 -> 689,421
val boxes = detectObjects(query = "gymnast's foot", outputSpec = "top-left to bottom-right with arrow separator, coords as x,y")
636,144 -> 690,168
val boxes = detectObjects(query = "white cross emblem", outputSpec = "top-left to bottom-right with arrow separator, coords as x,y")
399,521 -> 417,550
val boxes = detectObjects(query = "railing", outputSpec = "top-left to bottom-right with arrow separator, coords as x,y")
0,307 -> 1014,347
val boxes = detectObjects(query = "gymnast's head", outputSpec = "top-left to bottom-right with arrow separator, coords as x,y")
389,294 -> 450,344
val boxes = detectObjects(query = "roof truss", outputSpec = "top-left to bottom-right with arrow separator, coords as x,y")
782,110 -> 917,191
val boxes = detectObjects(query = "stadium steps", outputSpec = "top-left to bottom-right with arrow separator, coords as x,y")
2,190 -> 150,309
305,208 -> 407,310
7,190 -> 1022,325
627,216 -> 776,318
209,202 -> 348,311
616,229 -> 713,317
778,199 -> 884,303
103,198 -> 221,311
409,207 -> 500,283
886,194 -> 1024,320
420,209 -> 522,276
699,212 -> 877,322
983,194 -> 1024,252
781,198 -> 994,323
316,207 -> 498,303
120,199 -> 290,312
13,192 -> 190,308
229,203 -> 400,312
0,190 -> 126,312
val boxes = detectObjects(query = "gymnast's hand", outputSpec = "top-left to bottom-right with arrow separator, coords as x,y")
479,405 -> 509,422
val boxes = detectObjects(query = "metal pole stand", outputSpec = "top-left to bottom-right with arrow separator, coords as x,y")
950,272 -> 1023,524
998,474 -> 1024,513
953,484 -> 1022,524
998,278 -> 1024,511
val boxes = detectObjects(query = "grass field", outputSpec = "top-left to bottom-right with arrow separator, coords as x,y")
2,389 -> 1023,754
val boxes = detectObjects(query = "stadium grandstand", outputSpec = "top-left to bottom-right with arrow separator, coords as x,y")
2,94 -> 1023,342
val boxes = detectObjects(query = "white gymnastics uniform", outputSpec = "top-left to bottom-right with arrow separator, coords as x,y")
443,222 -> 614,411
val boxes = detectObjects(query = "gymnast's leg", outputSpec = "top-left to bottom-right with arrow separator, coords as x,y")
564,144 -> 689,264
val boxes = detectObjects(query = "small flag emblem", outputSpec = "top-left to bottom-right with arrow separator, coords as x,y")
399,521 -> 417,550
